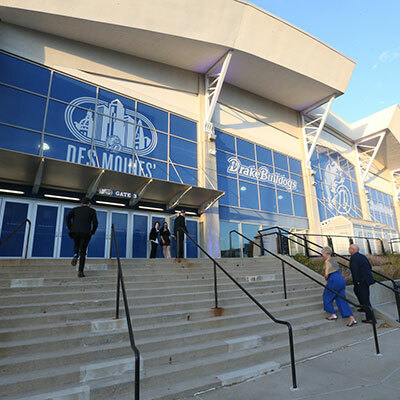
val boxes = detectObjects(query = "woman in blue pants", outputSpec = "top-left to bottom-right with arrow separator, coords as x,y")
322,246 -> 357,327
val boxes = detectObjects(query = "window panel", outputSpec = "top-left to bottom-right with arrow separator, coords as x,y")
237,157 -> 258,183
0,125 -> 41,156
290,174 -> 304,194
273,152 -> 289,171
97,89 -> 135,114
218,175 -> 238,207
215,130 -> 235,153
50,73 -> 96,105
0,84 -> 46,131
277,190 -> 293,215
239,181 -> 259,209
0,52 -> 50,96
140,130 -> 167,161
236,138 -> 255,160
169,136 -> 197,168
220,221 -> 240,257
259,185 -> 277,213
217,151 -> 236,177
137,102 -> 168,133
169,165 -> 197,186
256,145 -> 273,166
140,158 -> 168,180
170,114 -> 197,142
289,157 -> 302,175
293,194 -> 307,217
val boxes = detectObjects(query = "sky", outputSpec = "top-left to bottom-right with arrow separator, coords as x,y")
251,0 -> 400,122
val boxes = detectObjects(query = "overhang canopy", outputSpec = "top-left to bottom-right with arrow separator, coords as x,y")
0,0 -> 355,110
0,149 -> 224,213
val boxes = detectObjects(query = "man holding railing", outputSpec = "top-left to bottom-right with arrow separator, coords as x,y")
349,244 -> 375,323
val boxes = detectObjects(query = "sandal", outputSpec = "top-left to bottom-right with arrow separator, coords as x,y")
347,320 -> 357,327
326,316 -> 338,321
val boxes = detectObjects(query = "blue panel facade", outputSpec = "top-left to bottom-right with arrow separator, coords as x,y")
367,187 -> 397,229
32,205 -> 58,257
132,215 -> 148,258
87,210 -> 107,258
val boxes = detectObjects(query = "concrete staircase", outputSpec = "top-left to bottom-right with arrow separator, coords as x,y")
0,257 -> 379,399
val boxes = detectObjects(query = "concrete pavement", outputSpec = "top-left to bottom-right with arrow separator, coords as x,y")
193,327 -> 400,400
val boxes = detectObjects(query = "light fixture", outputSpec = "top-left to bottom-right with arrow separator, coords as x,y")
44,194 -> 80,201
175,210 -> 197,216
138,205 -> 164,211
0,189 -> 25,195
96,200 -> 126,207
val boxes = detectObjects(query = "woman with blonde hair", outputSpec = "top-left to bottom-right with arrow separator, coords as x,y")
322,246 -> 357,327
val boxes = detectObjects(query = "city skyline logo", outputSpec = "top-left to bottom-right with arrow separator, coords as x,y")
323,159 -> 353,215
64,97 -> 157,155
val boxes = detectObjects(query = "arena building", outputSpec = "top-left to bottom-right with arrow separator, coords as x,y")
0,0 -> 399,259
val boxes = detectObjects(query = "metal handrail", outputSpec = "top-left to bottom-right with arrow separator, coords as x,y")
229,230 -> 381,355
258,227 -> 400,323
111,224 -> 141,400
0,218 -> 31,258
178,228 -> 298,390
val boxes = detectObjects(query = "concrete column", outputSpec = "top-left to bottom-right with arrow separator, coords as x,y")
197,75 -> 221,258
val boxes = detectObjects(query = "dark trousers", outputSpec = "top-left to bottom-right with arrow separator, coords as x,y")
354,282 -> 373,320
71,232 -> 91,272
176,231 -> 184,258
150,242 -> 158,258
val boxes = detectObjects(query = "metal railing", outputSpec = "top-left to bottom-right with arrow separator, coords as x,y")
111,224 -> 141,400
178,228 -> 298,390
258,226 -> 400,323
0,218 -> 31,258
229,230 -> 382,355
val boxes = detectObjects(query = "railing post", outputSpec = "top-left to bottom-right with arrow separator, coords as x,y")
115,270 -> 121,320
393,282 -> 400,323
281,260 -> 287,300
303,234 -> 310,257
370,309 -> 381,355
287,324 -> 298,389
260,232 -> 265,256
24,220 -> 31,259
229,231 -> 233,258
213,261 -> 219,309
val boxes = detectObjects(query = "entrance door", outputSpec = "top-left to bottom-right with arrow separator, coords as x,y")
132,214 -> 148,258
59,206 -> 75,258
186,219 -> 198,258
0,200 -> 29,257
111,212 -> 128,258
87,209 -> 107,258
31,204 -> 59,257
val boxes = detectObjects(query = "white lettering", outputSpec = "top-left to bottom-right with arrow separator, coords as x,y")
66,144 -> 76,163
114,155 -> 123,172
102,153 -> 114,170
77,147 -> 85,164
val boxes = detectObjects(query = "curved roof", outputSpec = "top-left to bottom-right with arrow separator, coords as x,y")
0,0 -> 355,110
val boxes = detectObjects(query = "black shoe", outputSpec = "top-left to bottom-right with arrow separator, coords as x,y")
362,319 -> 373,324
357,308 -> 364,312
71,256 -> 78,266
77,272 -> 85,278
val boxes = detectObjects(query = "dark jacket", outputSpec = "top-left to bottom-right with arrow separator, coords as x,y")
66,206 -> 98,235
149,227 -> 159,241
349,252 -> 375,286
174,215 -> 186,236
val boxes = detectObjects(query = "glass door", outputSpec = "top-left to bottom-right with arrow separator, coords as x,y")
132,214 -> 148,258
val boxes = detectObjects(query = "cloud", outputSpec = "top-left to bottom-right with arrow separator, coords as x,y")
372,64 -> 377,69
378,49 -> 400,63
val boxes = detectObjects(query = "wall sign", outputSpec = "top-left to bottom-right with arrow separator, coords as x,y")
98,188 -> 137,199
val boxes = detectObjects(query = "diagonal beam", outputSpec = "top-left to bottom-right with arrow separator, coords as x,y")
392,169 -> 400,202
86,169 -> 105,199
204,50 -> 233,134
129,178 -> 153,206
356,131 -> 386,183
167,186 -> 192,210
301,95 -> 335,169
32,158 -> 45,195
198,192 -> 225,215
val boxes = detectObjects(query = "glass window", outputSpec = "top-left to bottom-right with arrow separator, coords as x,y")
241,223 -> 260,257
170,114 -> 197,142
215,130 -> 235,154
140,158 -> 168,180
97,89 -> 135,115
239,181 -> 259,209
256,145 -> 273,166
237,157 -> 258,183
216,151 -> 236,177
0,125 -> 41,156
277,190 -> 293,215
137,102 -> 168,133
46,100 -> 94,142
169,165 -> 197,186
50,73 -> 96,105
0,52 -> 51,96
273,152 -> 288,171
290,174 -> 304,194
236,138 -> 255,160
218,175 -> 238,206
142,130 -> 167,161
293,194 -> 307,217
220,221 -> 240,257
0,84 -> 46,131
259,185 -> 277,213
289,158 -> 302,175
170,136 -> 197,168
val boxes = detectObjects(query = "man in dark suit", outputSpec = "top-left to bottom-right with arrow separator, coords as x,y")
173,211 -> 187,259
66,197 -> 98,278
349,244 -> 375,323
